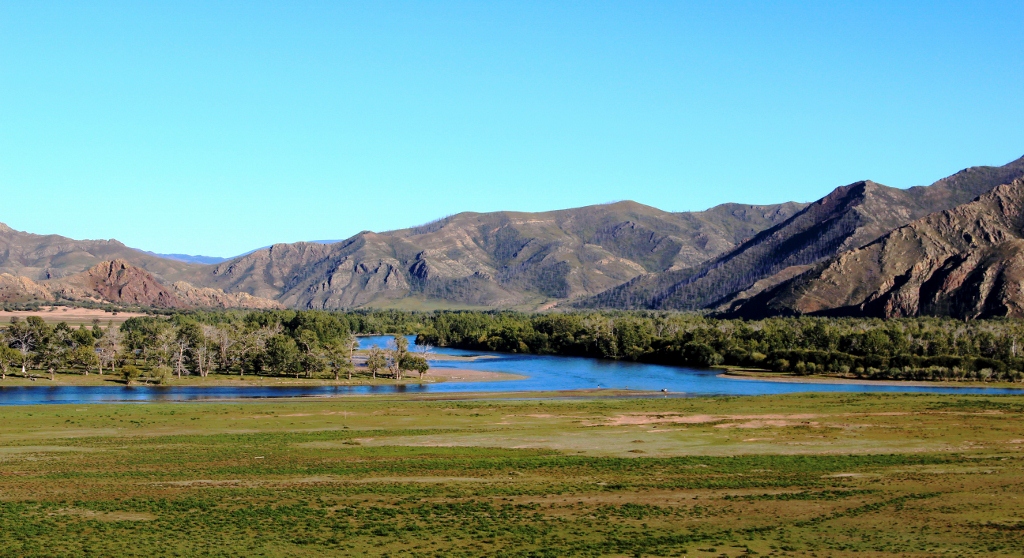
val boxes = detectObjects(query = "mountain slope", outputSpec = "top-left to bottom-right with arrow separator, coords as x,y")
0,224 -> 203,281
0,274 -> 54,303
577,155 -> 1024,311
722,178 -> 1024,319
182,200 -> 806,309
50,260 -> 186,308
0,260 -> 283,309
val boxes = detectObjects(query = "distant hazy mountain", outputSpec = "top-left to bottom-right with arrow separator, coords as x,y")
576,155 -> 1024,312
143,251 -> 229,265
722,177 -> 1024,319
178,200 -> 806,309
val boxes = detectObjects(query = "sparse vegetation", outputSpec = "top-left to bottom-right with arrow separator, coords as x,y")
1,392 -> 1023,556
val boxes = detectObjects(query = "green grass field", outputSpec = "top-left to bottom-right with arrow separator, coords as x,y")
2,392 -> 1024,556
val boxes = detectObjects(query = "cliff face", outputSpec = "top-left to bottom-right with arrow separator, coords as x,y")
577,155 -> 1024,311
723,178 -> 1024,319
51,260 -> 185,308
170,281 -> 284,310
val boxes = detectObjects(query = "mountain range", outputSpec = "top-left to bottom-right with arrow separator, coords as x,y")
577,155 -> 1024,313
1,153 -> 1023,317
722,177 -> 1024,319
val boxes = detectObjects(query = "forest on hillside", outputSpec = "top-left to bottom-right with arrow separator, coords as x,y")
3,308 -> 1024,383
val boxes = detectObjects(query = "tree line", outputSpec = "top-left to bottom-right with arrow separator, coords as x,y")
0,310 -> 428,383
7,307 -> 1024,384
415,311 -> 1024,382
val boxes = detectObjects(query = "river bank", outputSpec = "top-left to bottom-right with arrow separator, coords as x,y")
720,367 -> 1024,389
0,366 -> 523,387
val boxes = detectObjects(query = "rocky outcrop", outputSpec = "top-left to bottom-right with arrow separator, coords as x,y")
722,178 -> 1024,319
51,260 -> 185,308
41,260 -> 281,310
578,155 -> 1024,311
170,282 -> 284,310
0,274 -> 54,303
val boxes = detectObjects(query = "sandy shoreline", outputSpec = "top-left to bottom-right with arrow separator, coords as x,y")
0,367 -> 524,387
418,367 -> 525,382
719,370 -> 1024,389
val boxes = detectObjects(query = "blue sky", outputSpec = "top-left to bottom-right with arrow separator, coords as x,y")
2,1 -> 1022,257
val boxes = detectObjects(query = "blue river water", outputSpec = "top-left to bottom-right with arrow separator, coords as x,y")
1,335 -> 1023,405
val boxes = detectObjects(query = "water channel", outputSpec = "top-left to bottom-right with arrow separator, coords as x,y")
1,334 -> 1022,405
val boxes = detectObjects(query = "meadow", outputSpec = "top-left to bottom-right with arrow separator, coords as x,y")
2,392 -> 1024,556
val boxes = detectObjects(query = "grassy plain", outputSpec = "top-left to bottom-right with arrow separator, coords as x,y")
2,392 -> 1024,556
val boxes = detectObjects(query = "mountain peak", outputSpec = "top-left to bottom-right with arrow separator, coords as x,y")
722,176 -> 1024,319
577,154 -> 1024,312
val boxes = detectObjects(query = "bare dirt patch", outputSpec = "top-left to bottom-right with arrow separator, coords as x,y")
0,306 -> 147,325
425,368 -> 525,382
601,413 -> 821,427
716,420 -> 821,429
53,508 -> 156,522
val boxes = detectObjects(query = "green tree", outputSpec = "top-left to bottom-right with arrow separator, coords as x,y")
681,341 -> 723,368
7,321 -> 36,376
366,346 -> 386,379
70,345 -> 99,375
265,334 -> 300,376
296,329 -> 323,378
37,323 -> 70,381
324,337 -> 353,381
152,365 -> 172,385
0,345 -> 18,380
387,336 -> 409,380
615,320 -> 652,361
122,364 -> 141,385
96,325 -> 121,376
400,354 -> 429,379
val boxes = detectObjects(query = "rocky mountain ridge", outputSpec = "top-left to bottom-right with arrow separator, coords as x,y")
0,223 -> 200,282
4,153 -> 1024,316
175,200 -> 807,309
722,178 -> 1024,319
576,154 -> 1024,312
0,260 -> 282,310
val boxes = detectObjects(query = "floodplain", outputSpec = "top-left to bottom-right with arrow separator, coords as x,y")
2,392 -> 1024,556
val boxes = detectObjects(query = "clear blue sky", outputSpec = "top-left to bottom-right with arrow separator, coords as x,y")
2,1 -> 1022,257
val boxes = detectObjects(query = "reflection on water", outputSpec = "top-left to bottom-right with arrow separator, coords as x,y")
2,335 -> 1023,405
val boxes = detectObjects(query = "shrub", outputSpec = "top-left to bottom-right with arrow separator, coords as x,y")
152,365 -> 172,385
122,364 -> 141,385
681,342 -> 723,368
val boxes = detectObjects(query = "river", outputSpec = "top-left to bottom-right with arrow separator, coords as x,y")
0,335 -> 1022,405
